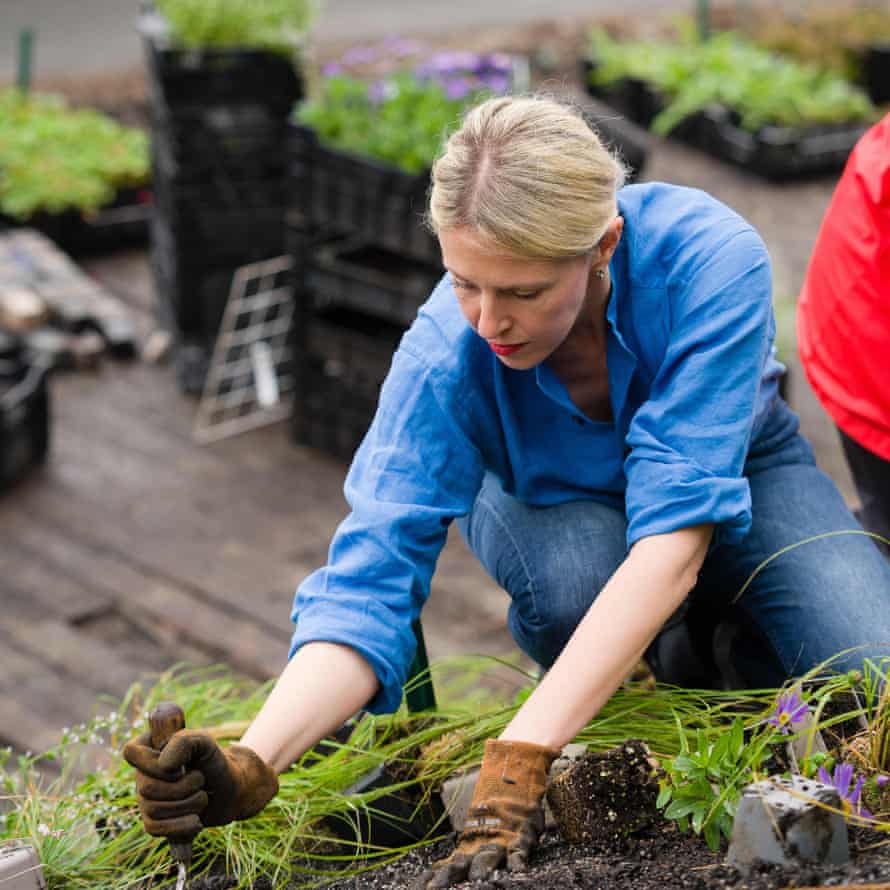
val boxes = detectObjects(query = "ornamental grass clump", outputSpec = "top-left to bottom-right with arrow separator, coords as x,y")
3,656 -> 890,888
0,89 -> 149,220
587,25 -> 876,135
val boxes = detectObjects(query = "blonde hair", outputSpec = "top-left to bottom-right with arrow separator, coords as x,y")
428,95 -> 627,260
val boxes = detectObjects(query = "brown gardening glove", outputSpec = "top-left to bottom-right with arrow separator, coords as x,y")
418,738 -> 560,889
122,730 -> 279,838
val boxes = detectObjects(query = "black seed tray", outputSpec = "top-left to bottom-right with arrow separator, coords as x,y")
0,333 -> 50,493
307,237 -> 441,328
290,125 -> 439,264
582,59 -> 870,180
1,186 -> 153,257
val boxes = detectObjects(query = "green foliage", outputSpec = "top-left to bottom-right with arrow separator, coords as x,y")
756,7 -> 890,82
587,28 -> 876,135
295,73 -> 487,174
0,89 -> 149,220
656,716 -> 772,851
154,0 -> 315,53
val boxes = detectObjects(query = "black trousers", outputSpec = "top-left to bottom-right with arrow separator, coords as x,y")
839,427 -> 890,556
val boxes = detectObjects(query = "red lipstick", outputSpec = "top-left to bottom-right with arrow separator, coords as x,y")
490,342 -> 524,356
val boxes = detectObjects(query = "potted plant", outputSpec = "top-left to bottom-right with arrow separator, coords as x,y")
584,26 -> 877,180
0,89 -> 151,255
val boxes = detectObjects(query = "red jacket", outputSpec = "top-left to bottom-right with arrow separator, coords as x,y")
798,113 -> 890,461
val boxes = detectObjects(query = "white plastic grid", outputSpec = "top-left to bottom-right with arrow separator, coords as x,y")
193,254 -> 296,443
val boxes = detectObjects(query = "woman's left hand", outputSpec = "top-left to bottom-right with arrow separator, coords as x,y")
417,738 -> 559,888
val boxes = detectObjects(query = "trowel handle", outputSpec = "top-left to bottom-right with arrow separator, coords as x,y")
149,701 -> 186,751
147,702 -> 197,860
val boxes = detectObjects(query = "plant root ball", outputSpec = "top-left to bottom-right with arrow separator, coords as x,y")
546,739 -> 659,845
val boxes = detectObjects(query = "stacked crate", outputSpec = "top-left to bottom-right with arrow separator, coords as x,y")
142,13 -> 302,393
289,127 -> 443,461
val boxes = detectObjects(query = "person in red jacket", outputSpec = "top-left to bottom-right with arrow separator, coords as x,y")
798,112 -> 890,554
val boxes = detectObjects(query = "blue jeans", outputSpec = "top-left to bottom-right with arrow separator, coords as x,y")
457,399 -> 890,688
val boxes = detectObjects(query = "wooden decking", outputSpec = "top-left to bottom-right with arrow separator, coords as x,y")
0,248 -> 516,757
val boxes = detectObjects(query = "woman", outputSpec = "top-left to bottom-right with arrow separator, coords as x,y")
124,96 -> 890,888
798,112 -> 890,556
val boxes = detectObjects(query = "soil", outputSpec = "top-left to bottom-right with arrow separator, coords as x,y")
182,741 -> 890,890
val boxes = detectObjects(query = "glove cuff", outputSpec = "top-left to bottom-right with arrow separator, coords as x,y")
472,738 -> 560,806
226,744 -> 280,821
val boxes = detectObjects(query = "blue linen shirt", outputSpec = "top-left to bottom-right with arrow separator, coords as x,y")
289,182 -> 785,713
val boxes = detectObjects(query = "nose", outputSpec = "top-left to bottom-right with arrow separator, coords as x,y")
476,291 -> 509,340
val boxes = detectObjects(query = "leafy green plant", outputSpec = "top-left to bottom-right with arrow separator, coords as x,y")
587,27 -> 876,135
154,0 -> 315,54
657,716 -> 773,850
296,73 -> 488,174
0,89 -> 149,220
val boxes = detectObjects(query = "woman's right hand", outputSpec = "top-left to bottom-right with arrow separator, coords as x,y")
122,730 -> 279,837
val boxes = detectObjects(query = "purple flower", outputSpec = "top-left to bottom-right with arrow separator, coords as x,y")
877,774 -> 890,788
818,763 -> 872,820
381,35 -> 424,58
320,62 -> 343,77
479,73 -> 510,94
341,45 -> 380,65
767,690 -> 809,734
367,80 -> 391,104
443,76 -> 473,101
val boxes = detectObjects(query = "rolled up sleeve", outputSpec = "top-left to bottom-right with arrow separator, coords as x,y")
624,228 -> 774,549
289,346 -> 483,713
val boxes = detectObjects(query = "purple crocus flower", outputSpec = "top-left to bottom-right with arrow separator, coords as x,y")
818,763 -> 872,820
767,690 -> 810,734
479,73 -> 510,94
877,775 -> 890,788
320,62 -> 344,77
341,45 -> 380,65
367,80 -> 392,104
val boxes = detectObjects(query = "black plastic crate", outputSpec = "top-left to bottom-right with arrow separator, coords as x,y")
151,105 -> 290,184
140,18 -> 302,117
864,45 -> 890,105
290,126 -> 439,264
0,332 -> 50,493
291,306 -> 403,461
308,238 -> 442,327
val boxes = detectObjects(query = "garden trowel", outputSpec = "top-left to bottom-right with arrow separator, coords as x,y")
148,702 -> 197,890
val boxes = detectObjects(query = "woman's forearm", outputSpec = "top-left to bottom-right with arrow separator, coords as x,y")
239,641 -> 379,773
500,524 -> 713,749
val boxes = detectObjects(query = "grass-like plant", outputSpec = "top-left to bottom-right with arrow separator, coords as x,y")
153,0 -> 315,54
586,25 -> 876,135
0,89 -> 149,220
2,657 -> 884,890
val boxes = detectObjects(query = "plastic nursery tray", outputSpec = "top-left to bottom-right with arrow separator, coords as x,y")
581,58 -> 870,180
307,237 -> 442,328
0,332 -> 49,493
2,186 -> 153,257
290,125 -> 440,265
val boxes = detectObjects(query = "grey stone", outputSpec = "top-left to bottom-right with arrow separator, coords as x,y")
0,843 -> 46,890
727,774 -> 849,874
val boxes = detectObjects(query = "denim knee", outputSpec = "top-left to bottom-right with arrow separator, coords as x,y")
459,474 -> 627,668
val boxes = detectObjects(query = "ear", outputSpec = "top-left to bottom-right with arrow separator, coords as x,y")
597,216 -> 624,266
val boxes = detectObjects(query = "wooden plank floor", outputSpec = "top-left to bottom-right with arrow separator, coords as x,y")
0,248 -> 518,757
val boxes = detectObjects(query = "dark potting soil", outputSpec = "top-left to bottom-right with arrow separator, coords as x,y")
180,823 -> 890,890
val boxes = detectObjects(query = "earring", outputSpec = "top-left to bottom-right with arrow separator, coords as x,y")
595,268 -> 606,280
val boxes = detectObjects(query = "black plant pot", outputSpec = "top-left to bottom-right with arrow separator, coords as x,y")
325,762 -> 446,850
